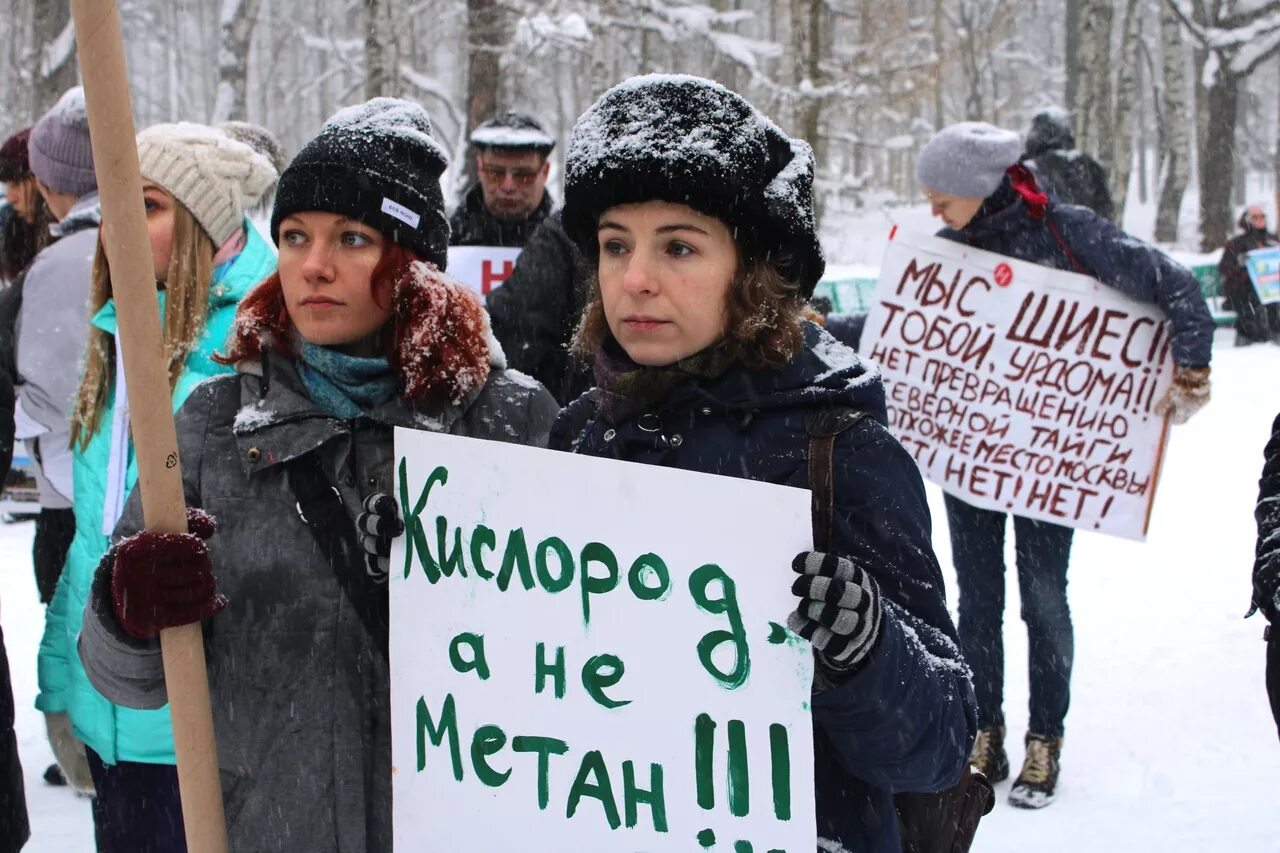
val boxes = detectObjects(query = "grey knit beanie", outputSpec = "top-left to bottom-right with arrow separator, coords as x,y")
29,87 -> 96,197
137,123 -> 278,245
916,121 -> 1021,199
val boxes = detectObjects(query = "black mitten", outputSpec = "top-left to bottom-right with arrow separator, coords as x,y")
788,551 -> 884,674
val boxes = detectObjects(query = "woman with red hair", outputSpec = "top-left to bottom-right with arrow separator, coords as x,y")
76,99 -> 558,851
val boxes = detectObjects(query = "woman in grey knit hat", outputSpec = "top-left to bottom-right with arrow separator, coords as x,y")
916,120 -> 1215,809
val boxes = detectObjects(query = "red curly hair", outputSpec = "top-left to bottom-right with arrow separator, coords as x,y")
218,243 -> 493,404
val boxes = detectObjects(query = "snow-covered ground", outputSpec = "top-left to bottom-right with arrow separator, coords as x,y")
3,195 -> 1279,849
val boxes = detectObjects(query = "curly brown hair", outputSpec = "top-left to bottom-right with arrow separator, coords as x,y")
571,255 -> 808,371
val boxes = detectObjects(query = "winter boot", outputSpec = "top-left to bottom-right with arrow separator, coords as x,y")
1008,733 -> 1062,809
967,725 -> 1009,783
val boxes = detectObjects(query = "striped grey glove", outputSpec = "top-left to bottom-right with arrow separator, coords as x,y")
788,551 -> 884,674
356,493 -> 403,582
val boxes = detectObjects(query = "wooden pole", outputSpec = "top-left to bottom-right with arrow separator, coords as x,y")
1142,414 -> 1172,537
69,2 -> 228,850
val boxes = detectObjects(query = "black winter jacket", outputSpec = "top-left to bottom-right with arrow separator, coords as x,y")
1219,228 -> 1278,311
0,621 -> 28,853
939,174 -> 1214,369
1255,412 -> 1280,739
1022,121 -> 1115,220
448,184 -> 554,248
486,214 -> 590,405
552,325 -> 977,853
1254,412 -> 1280,623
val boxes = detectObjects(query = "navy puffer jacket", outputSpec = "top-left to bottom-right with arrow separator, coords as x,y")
939,172 -> 1214,369
553,324 -> 977,853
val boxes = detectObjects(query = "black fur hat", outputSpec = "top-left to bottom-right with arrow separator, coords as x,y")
561,74 -> 825,295
271,98 -> 450,269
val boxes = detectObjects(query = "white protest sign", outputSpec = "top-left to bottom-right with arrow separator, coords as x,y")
390,429 -> 817,851
860,230 -> 1174,540
447,245 -> 523,296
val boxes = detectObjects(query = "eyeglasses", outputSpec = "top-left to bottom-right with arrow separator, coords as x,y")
480,165 -> 541,187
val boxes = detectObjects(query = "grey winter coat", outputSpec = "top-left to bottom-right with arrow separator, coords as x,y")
14,192 -> 99,508
79,352 -> 558,852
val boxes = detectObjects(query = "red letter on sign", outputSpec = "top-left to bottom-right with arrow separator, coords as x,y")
481,260 -> 515,295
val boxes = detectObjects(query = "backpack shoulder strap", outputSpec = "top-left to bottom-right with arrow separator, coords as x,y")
804,408 -> 869,552
284,453 -> 389,656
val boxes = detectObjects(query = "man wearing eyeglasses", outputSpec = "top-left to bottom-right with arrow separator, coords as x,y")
469,112 -> 592,405
450,111 -> 555,247
1219,204 -> 1280,345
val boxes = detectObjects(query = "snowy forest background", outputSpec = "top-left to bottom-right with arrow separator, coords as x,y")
2,0 -> 1280,253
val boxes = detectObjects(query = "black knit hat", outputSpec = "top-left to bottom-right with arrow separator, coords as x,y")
470,111 -> 554,154
271,98 -> 450,269
561,74 -> 825,295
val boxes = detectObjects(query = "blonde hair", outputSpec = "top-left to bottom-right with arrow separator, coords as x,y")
71,201 -> 215,449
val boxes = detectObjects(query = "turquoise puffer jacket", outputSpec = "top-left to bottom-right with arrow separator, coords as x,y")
36,221 -> 275,764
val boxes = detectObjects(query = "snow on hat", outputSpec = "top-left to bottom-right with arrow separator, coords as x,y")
217,121 -> 288,175
1025,108 -> 1075,158
0,127 -> 32,182
470,111 -> 554,153
138,123 -> 278,245
271,97 -> 450,270
916,121 -> 1022,200
561,73 -> 825,296
29,87 -> 96,197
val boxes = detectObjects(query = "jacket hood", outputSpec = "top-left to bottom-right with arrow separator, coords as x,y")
669,323 -> 888,423
1024,111 -> 1075,159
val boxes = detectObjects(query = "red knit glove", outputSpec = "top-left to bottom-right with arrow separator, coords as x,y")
110,507 -> 226,640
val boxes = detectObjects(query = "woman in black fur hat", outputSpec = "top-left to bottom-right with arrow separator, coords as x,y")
551,74 -> 976,853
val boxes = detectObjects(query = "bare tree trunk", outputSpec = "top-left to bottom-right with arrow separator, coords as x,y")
1200,71 -> 1240,250
1109,0 -> 1142,222
465,0 -> 503,133
1064,0 -> 1082,112
32,0 -> 78,119
791,0 -> 825,219
213,0 -> 259,122
1137,46 -> 1148,205
1154,4 -> 1190,243
959,2 -> 985,120
933,0 -> 945,129
365,0 -> 392,99
1075,0 -> 1112,161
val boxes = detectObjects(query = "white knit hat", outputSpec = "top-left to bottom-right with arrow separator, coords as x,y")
136,122 -> 277,245
916,121 -> 1022,199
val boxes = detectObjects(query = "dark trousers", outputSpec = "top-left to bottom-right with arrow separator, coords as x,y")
1268,625 -> 1280,743
33,507 -> 74,604
85,747 -> 187,853
1233,291 -> 1280,345
945,494 -> 1074,738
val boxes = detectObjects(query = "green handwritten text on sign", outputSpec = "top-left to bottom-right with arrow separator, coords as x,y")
389,429 -> 816,850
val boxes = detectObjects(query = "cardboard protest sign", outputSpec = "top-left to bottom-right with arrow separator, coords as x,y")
1244,246 -> 1280,304
447,245 -> 523,296
390,429 -> 816,851
861,231 -> 1174,541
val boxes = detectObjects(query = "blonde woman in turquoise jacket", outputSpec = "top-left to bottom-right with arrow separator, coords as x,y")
36,122 -> 277,850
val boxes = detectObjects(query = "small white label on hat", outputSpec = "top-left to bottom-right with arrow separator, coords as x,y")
381,198 -> 421,229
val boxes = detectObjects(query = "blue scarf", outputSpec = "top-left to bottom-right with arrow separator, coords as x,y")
297,340 -> 398,419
